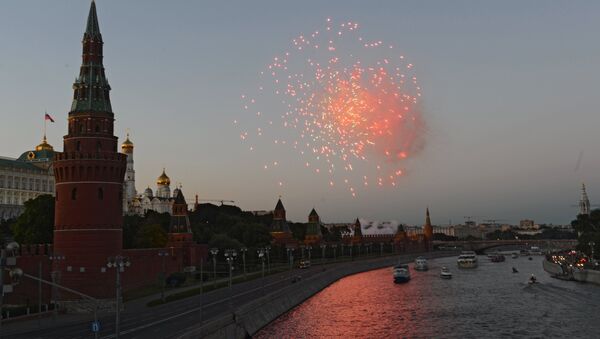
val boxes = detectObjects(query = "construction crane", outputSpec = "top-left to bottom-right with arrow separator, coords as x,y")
188,195 -> 235,206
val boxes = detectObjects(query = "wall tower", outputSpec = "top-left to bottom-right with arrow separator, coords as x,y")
580,183 -> 591,216
53,1 -> 127,299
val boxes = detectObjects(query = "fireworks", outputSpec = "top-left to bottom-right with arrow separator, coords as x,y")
238,19 -> 426,196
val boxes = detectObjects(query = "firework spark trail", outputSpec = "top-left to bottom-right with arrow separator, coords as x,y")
237,18 -> 426,196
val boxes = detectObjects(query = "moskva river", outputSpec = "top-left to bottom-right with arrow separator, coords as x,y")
256,255 -> 600,338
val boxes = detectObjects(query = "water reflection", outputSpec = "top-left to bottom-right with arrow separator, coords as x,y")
256,256 -> 600,338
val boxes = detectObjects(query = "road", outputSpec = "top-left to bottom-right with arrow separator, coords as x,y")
5,255 -> 386,339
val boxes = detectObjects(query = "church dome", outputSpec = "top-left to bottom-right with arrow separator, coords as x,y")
121,134 -> 133,150
157,169 -> 170,186
35,136 -> 54,151
144,186 -> 153,198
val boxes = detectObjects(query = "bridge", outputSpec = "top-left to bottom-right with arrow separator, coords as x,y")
433,239 -> 577,254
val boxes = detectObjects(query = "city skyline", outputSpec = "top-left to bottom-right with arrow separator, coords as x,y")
1,1 -> 599,224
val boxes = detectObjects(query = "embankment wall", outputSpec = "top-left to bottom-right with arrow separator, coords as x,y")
179,251 -> 456,339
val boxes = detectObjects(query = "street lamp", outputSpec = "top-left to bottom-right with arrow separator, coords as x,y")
210,248 -> 219,288
265,246 -> 271,274
380,242 -> 384,256
286,247 -> 295,271
331,244 -> 338,261
340,243 -> 345,257
106,256 -> 131,339
299,245 -> 306,260
589,241 -> 596,265
306,245 -> 312,262
240,247 -> 247,280
257,248 -> 266,295
320,244 -> 327,262
49,253 -> 66,318
1,241 -> 21,336
158,251 -> 169,303
349,244 -> 353,259
224,249 -> 237,312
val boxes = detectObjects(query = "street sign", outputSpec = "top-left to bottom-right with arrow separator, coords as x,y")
91,320 -> 101,333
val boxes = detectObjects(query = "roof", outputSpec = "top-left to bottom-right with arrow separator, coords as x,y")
85,1 -> 101,38
173,188 -> 186,205
275,198 -> 285,211
309,208 -> 318,217
0,157 -> 47,172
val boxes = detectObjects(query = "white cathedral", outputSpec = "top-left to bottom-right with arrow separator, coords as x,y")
121,135 -> 183,216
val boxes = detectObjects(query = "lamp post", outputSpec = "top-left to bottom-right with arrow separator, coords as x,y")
349,244 -> 353,259
299,245 -> 306,260
158,251 -> 169,303
210,248 -> 219,288
0,241 -> 21,337
340,243 -> 345,257
257,248 -> 266,296
307,245 -> 312,262
107,256 -> 131,339
240,247 -> 247,280
589,241 -> 596,265
224,249 -> 237,312
380,242 -> 384,256
331,244 -> 337,261
320,244 -> 327,262
286,247 -> 294,272
48,253 -> 65,319
265,246 -> 271,274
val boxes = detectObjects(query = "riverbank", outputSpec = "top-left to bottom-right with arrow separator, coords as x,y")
543,259 -> 600,285
177,251 -> 457,339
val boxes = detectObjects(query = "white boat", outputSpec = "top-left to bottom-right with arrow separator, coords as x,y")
393,264 -> 411,283
440,266 -> 452,279
530,247 -> 543,255
414,256 -> 429,271
511,253 -> 519,259
457,251 -> 478,268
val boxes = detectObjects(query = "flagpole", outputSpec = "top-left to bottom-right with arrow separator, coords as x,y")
44,111 -> 47,141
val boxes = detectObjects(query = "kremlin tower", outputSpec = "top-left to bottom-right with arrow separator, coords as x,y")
53,1 -> 127,298
121,133 -> 137,214
579,183 -> 591,216
424,208 -> 433,250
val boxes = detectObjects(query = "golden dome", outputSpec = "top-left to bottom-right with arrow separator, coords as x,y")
121,133 -> 134,150
157,168 -> 170,186
35,136 -> 54,151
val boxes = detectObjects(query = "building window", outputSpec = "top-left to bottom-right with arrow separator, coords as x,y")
76,141 -> 81,152
98,187 -> 103,200
97,141 -> 102,153
95,125 -> 100,133
71,188 -> 77,200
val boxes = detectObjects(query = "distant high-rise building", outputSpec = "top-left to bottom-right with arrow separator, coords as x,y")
579,183 -> 591,216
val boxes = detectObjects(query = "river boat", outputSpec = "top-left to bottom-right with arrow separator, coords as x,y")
512,253 -> 519,259
530,247 -> 543,255
457,251 -> 478,268
414,257 -> 429,271
512,267 -> 519,273
528,274 -> 537,285
440,267 -> 452,279
491,254 -> 505,262
393,264 -> 411,283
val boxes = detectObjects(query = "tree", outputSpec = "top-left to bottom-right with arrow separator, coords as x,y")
572,209 -> 600,256
11,194 -> 54,244
208,233 -> 243,251
134,223 -> 167,248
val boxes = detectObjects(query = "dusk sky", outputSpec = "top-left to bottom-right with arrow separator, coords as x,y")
1,1 -> 599,225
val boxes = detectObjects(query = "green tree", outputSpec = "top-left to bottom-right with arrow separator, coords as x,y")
208,233 -> 243,251
134,223 -> 168,248
11,194 -> 54,244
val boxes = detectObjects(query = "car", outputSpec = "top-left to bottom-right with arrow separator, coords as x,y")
299,260 -> 311,269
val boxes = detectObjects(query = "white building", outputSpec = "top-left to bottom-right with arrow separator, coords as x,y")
0,137 -> 55,220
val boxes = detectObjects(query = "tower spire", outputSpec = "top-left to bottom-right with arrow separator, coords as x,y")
86,0 -> 101,38
580,183 -> 591,216
71,0 -> 112,113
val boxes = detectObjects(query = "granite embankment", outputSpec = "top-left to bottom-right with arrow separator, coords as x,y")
178,251 -> 456,339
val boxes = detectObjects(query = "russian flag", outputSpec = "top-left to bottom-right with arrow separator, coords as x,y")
44,113 -> 55,123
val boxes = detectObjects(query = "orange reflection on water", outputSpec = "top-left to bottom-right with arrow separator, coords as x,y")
256,266 -> 433,338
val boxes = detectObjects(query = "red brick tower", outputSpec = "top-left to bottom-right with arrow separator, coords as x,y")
424,208 -> 433,250
53,1 -> 127,299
